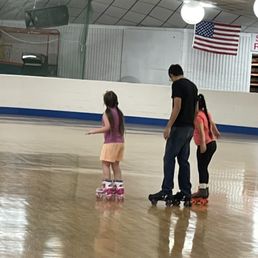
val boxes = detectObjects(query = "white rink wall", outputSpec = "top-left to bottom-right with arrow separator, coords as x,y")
0,74 -> 258,130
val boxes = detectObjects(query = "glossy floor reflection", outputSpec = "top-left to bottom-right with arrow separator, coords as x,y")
0,116 -> 258,258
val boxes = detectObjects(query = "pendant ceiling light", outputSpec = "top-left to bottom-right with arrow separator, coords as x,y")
254,0 -> 258,18
181,1 -> 205,25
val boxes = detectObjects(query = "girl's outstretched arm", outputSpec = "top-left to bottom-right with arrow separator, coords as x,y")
87,113 -> 110,134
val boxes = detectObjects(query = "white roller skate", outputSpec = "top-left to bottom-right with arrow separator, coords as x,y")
113,180 -> 124,201
96,180 -> 114,200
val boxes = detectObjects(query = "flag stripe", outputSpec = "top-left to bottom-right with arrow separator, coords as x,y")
215,23 -> 242,28
214,27 -> 241,33
214,31 -> 240,37
193,46 -> 237,55
195,35 -> 239,45
194,41 -> 238,51
215,24 -> 241,30
194,36 -> 238,46
212,36 -> 239,42
193,21 -> 241,55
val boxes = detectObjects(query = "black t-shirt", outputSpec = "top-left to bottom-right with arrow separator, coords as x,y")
171,78 -> 198,127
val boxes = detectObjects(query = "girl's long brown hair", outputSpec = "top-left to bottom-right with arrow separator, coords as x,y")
103,91 -> 124,135
197,94 -> 212,138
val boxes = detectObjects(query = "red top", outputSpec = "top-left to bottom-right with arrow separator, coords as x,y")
193,111 -> 215,145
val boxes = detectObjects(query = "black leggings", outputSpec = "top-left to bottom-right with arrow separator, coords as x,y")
197,141 -> 217,184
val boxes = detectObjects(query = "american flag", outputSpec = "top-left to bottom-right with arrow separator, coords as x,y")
193,21 -> 241,55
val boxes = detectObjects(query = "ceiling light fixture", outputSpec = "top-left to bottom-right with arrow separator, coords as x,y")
254,0 -> 258,18
181,1 -> 205,25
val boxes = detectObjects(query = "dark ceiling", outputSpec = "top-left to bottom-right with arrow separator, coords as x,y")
0,0 -> 257,32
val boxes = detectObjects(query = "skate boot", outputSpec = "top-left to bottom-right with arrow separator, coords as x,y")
191,187 -> 209,205
172,191 -> 192,207
113,180 -> 124,201
148,190 -> 172,206
96,180 -> 113,200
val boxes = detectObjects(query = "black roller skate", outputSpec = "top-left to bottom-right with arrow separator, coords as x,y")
168,191 -> 192,207
148,190 -> 172,206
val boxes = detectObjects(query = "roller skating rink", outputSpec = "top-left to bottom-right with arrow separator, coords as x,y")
0,115 -> 257,258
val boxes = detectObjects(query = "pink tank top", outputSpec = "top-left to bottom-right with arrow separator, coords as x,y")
104,108 -> 124,144
193,111 -> 215,145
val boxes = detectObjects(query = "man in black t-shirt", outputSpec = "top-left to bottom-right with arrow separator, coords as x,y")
149,64 -> 198,206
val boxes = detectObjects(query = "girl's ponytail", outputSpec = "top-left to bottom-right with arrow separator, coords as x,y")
198,94 -> 212,138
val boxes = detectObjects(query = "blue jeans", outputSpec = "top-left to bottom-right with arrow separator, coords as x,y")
161,126 -> 194,196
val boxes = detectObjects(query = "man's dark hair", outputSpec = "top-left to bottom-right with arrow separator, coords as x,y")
168,64 -> 184,77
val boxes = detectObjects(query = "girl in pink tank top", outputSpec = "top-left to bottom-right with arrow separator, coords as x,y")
192,94 -> 220,204
88,91 -> 125,201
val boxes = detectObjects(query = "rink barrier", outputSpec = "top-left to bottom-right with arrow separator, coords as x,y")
0,106 -> 257,135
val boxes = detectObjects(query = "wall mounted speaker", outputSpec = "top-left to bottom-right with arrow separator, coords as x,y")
25,5 -> 69,28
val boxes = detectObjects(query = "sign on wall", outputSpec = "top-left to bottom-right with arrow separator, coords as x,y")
251,34 -> 258,52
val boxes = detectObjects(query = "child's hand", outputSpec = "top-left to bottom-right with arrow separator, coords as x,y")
200,143 -> 207,153
86,129 -> 95,135
215,131 -> 221,139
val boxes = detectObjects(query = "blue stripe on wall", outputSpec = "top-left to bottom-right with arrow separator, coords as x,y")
0,107 -> 102,121
0,107 -> 257,135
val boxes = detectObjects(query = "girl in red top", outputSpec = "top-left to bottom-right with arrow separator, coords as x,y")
192,94 -> 220,201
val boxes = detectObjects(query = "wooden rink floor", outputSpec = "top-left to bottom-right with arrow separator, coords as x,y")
0,116 -> 258,258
